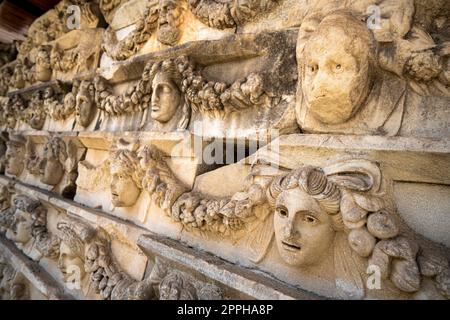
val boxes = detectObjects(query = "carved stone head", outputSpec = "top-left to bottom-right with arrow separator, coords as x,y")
157,0 -> 184,46
64,80 -> 79,114
109,142 -> 142,207
297,12 -> 376,124
269,167 -> 341,267
57,218 -> 95,284
76,80 -> 96,127
148,60 -> 182,123
40,137 -> 66,186
5,196 -> 41,245
35,45 -> 52,82
5,135 -> 26,177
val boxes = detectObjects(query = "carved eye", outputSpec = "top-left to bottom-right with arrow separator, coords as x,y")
276,207 -> 288,218
309,65 -> 318,73
303,215 -> 317,224
162,85 -> 172,94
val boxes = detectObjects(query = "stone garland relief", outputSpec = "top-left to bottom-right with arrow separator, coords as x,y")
0,0 -> 449,301
101,0 -> 284,62
0,191 -> 223,300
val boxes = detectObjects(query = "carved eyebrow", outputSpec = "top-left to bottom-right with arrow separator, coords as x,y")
295,210 -> 319,218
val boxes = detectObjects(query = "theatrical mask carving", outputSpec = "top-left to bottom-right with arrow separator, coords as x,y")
40,137 -> 67,186
5,196 -> 40,245
109,143 -> 142,208
56,218 -> 94,287
34,45 -> 52,82
149,60 -> 183,124
76,80 -> 97,128
27,90 -> 47,130
57,219 -> 155,300
266,160 -> 450,299
5,136 -> 26,177
296,9 -> 450,136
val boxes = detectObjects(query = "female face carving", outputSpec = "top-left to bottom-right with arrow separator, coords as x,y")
110,171 -> 140,207
274,188 -> 335,267
76,81 -> 96,128
301,27 -> 372,124
150,72 -> 180,123
6,209 -> 33,244
58,242 -> 86,282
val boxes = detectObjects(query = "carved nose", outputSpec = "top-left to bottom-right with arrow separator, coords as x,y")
283,219 -> 297,239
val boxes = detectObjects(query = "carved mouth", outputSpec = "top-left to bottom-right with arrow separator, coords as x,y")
151,106 -> 160,112
282,241 -> 301,252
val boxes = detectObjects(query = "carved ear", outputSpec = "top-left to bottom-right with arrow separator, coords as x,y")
324,159 -> 382,193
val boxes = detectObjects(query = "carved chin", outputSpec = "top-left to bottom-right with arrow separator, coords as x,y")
111,193 -> 138,207
307,97 -> 358,125
157,25 -> 181,46
6,163 -> 23,176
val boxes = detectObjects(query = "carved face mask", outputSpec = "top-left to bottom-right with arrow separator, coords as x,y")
5,145 -> 24,177
150,72 -> 180,123
274,188 -> 335,267
110,172 -> 140,207
6,209 -> 33,244
41,156 -> 64,186
301,29 -> 372,124
76,82 -> 96,128
58,242 -> 86,283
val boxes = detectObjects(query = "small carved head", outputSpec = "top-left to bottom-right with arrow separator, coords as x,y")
157,0 -> 184,46
41,137 -> 67,186
35,45 -> 52,82
6,196 -> 44,245
5,135 -> 26,177
148,60 -> 182,123
109,141 -> 142,207
75,80 -> 96,128
57,218 -> 95,283
298,11 -> 377,124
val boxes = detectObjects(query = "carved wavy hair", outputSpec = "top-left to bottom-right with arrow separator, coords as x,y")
109,149 -> 143,189
143,58 -> 191,129
57,218 -> 95,259
266,166 -> 344,230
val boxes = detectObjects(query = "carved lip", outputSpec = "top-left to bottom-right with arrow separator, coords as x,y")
281,241 -> 301,251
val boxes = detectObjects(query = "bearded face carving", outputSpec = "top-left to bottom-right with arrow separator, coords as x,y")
297,12 -> 376,127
